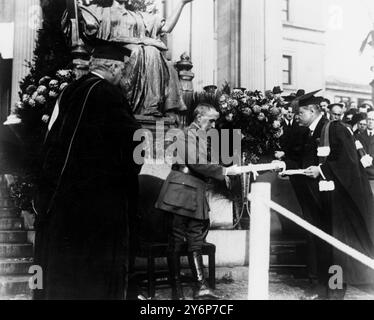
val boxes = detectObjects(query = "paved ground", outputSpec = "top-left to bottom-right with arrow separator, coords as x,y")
150,272 -> 374,301
4,270 -> 374,300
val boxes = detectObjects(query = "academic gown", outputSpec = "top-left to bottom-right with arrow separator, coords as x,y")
33,73 -> 142,299
283,117 -> 332,282
320,121 -> 374,285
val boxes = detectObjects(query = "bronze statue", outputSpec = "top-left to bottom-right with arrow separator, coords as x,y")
63,0 -> 193,116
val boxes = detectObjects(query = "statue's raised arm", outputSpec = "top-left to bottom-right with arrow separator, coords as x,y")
161,0 -> 193,33
63,0 -> 194,116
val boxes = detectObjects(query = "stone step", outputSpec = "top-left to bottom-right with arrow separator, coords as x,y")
0,258 -> 33,275
0,231 -> 28,243
0,294 -> 32,300
0,244 -> 33,259
0,275 -> 32,297
0,208 -> 19,218
0,218 -> 23,230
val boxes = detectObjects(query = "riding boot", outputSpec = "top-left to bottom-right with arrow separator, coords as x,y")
167,253 -> 185,300
188,251 -> 222,300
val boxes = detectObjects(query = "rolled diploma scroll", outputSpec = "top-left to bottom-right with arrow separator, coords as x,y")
240,162 -> 287,175
279,169 -> 307,176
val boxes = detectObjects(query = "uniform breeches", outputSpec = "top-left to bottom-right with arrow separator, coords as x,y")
168,214 -> 210,253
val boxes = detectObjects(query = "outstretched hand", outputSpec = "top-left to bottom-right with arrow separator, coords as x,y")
304,166 -> 321,179
224,165 -> 243,176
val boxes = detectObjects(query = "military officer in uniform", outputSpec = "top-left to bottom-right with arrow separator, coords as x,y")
156,103 -> 243,300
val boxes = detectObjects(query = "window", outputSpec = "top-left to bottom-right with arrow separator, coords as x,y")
358,98 -> 372,107
282,0 -> 290,21
334,96 -> 351,105
282,55 -> 292,85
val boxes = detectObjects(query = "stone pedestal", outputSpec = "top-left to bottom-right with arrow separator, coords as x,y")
136,115 -> 177,180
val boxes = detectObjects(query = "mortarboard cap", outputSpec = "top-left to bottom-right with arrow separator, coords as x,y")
91,43 -> 130,62
282,93 -> 297,102
296,89 -> 323,108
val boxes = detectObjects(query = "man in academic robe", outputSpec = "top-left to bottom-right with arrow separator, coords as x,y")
277,103 -> 309,165
306,104 -> 374,295
33,44 -> 142,300
277,91 -> 332,297
358,111 -> 374,194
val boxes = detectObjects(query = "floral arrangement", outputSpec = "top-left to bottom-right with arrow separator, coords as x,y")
193,84 -> 287,230
9,69 -> 75,126
9,177 -> 35,212
194,84 -> 285,164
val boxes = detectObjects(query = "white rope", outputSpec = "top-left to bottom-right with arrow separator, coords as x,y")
247,194 -> 374,270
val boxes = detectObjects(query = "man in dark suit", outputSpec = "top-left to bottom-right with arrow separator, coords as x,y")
156,104 -> 242,300
358,111 -> 374,193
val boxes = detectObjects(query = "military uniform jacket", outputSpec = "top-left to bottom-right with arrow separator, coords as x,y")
155,123 -> 225,220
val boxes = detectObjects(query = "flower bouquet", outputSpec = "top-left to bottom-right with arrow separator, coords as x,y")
193,84 -> 285,229
1,70 -> 75,200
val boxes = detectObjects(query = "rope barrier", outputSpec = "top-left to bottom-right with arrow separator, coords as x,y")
247,193 -> 374,270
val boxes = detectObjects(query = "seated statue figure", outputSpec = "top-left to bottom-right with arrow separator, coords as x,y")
63,0 -> 193,116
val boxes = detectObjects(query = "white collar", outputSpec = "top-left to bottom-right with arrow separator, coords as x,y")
91,71 -> 105,79
368,129 -> 374,135
309,114 -> 323,133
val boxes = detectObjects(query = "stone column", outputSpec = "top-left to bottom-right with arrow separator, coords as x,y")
190,0 -> 216,90
217,0 -> 241,88
263,0 -> 282,90
10,0 -> 42,113
240,0 -> 282,91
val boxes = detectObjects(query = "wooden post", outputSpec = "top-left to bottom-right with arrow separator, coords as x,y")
248,183 -> 271,300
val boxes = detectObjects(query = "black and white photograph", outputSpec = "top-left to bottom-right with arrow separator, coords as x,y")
1,0 -> 374,305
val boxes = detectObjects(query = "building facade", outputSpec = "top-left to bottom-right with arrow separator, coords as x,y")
1,0 -> 374,120
169,0 -> 326,93
325,77 -> 372,107
0,0 -> 41,121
